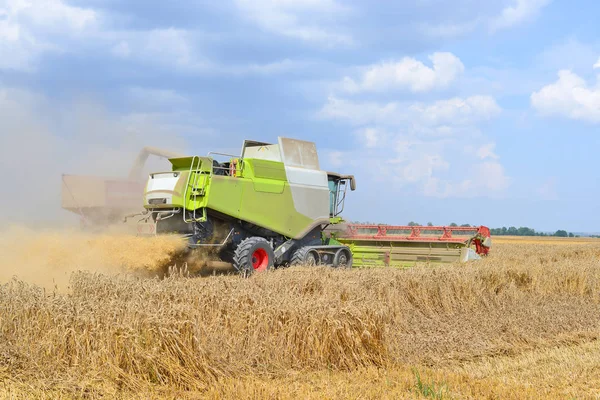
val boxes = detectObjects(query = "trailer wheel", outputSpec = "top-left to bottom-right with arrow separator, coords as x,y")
291,247 -> 320,266
233,237 -> 274,277
333,248 -> 353,269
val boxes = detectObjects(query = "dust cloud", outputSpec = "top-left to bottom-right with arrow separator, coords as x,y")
0,86 -> 251,288
0,226 -> 192,290
0,226 -> 236,291
0,89 -> 186,228
0,88 -> 208,288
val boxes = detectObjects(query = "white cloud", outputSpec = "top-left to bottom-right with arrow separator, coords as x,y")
401,154 -> 449,184
325,135 -> 510,199
328,150 -> 343,167
531,67 -> 600,123
420,0 -> 551,38
536,38 -> 600,72
110,28 -> 212,72
137,29 -> 199,68
358,136 -> 456,194
110,29 -> 305,75
126,87 -> 188,109
224,58 -> 309,75
0,18 -> 20,41
490,0 -> 551,31
409,96 -> 501,126
363,128 -> 379,148
319,95 -> 501,127
468,143 -> 500,160
341,52 -> 464,94
594,58 -> 600,69
0,0 -> 98,70
0,1 -> 303,75
234,0 -> 353,46
318,77 -> 508,198
475,161 -> 511,191
5,0 -> 97,31
326,122 -> 510,199
417,161 -> 510,198
0,19 -> 44,70
111,41 -> 130,58
319,96 -> 395,126
419,20 -> 481,39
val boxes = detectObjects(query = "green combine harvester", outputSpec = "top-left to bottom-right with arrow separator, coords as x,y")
129,137 -> 491,275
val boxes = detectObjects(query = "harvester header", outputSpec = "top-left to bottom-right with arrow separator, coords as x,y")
330,224 -> 491,265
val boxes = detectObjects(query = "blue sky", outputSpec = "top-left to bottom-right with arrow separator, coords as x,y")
1,0 -> 599,232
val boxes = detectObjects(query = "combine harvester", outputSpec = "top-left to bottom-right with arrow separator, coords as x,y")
126,137 -> 491,275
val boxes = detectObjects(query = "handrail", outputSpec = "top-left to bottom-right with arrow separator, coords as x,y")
183,155 -> 201,223
181,153 -> 243,224
207,152 -> 244,177
334,179 -> 348,216
207,151 -> 239,158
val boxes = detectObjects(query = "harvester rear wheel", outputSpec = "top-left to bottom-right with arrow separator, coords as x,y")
233,237 -> 275,277
333,247 -> 353,268
290,247 -> 320,266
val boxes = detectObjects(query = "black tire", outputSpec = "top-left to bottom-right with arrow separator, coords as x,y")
290,246 -> 320,266
232,237 -> 275,277
333,247 -> 353,268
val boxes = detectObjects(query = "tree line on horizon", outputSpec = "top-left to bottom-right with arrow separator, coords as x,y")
488,226 -> 577,237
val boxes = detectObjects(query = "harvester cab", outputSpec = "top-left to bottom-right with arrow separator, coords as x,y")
327,172 -> 356,221
134,137 -> 357,275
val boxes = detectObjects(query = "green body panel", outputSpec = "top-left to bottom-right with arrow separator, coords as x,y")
252,179 -> 285,194
246,159 -> 286,193
171,157 -> 208,172
205,176 -> 244,219
324,236 -> 342,246
250,159 -> 287,180
172,172 -> 191,206
144,157 -> 320,239
236,178 -> 314,237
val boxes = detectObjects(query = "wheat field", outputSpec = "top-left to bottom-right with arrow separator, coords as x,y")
493,235 -> 600,245
1,229 -> 600,399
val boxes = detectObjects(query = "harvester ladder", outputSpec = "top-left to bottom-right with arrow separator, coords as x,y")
183,155 -> 207,223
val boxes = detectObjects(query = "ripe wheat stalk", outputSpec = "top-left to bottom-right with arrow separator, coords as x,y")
1,238 -> 599,398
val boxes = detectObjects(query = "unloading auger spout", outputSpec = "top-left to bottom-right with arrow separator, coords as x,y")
61,146 -> 184,230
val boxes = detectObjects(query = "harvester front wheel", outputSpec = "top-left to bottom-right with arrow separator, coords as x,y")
233,237 -> 275,277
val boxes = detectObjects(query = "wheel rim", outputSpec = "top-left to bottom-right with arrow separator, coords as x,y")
251,248 -> 269,271
337,249 -> 351,268
306,251 -> 318,266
